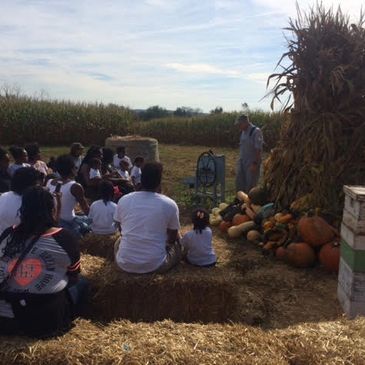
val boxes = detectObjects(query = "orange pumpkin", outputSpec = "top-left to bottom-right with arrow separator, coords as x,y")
297,216 -> 335,247
275,246 -> 287,260
319,241 -> 340,273
285,242 -> 316,268
219,220 -> 233,233
232,214 -> 250,226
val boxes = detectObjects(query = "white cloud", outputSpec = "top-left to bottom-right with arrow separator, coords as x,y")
165,63 -> 241,77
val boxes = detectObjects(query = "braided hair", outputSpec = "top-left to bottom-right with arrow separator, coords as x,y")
191,208 -> 209,234
4,186 -> 56,257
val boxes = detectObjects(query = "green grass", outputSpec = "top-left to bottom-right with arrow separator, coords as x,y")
38,144 -> 238,214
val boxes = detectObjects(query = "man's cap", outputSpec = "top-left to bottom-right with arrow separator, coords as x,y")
234,114 -> 249,125
71,142 -> 84,149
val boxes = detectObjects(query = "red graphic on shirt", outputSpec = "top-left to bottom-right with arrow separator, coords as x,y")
7,258 -> 43,287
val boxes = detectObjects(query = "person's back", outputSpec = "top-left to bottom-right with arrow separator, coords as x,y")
0,191 -> 22,235
115,191 -> 178,273
181,228 -> 216,266
0,186 -> 87,338
47,179 -> 77,221
89,200 -> 117,234
0,167 -> 41,236
181,209 -> 216,267
114,162 -> 181,274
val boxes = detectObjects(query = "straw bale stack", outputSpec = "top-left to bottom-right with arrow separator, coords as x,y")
105,135 -> 160,162
1,317 -> 365,364
88,260 -> 241,323
80,232 -> 120,261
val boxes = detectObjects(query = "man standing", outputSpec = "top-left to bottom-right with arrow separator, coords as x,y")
235,114 -> 264,192
114,162 -> 181,274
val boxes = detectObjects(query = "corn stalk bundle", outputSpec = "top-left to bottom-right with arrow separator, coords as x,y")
264,4 -> 365,216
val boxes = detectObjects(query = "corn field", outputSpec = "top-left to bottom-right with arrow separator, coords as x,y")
134,111 -> 283,152
0,95 -> 135,146
0,94 -> 283,150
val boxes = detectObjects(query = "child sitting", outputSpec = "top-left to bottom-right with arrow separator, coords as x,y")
88,181 -> 118,235
8,146 -> 30,177
130,156 -> 144,190
117,160 -> 131,181
89,158 -> 102,182
113,146 -> 132,170
181,208 -> 216,267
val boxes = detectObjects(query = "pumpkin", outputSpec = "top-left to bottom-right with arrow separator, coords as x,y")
232,214 -> 250,226
219,220 -> 232,233
285,242 -> 316,268
247,230 -> 261,242
275,246 -> 287,260
319,241 -> 340,273
227,221 -> 255,238
297,216 -> 335,247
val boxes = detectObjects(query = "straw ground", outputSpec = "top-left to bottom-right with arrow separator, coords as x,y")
0,144 -> 362,364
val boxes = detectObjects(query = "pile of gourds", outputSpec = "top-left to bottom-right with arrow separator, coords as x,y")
210,189 -> 341,273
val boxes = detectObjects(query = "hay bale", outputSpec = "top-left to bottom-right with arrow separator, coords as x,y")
1,318 -> 365,364
105,135 -> 160,162
80,232 -> 120,261
87,259 -> 241,323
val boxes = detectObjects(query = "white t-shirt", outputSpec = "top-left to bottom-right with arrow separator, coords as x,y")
47,180 -> 77,221
117,169 -> 130,180
89,168 -> 101,179
0,191 -> 22,235
114,191 -> 180,273
181,227 -> 216,266
89,200 -> 117,235
130,166 -> 142,185
113,155 -> 132,170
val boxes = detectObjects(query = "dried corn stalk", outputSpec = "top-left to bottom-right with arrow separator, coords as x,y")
264,4 -> 365,216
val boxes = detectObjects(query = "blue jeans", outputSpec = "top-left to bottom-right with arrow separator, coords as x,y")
59,216 -> 92,237
68,276 -> 90,317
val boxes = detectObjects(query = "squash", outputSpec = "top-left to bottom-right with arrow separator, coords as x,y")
263,220 -> 274,232
298,216 -> 335,247
209,214 -> 222,226
251,204 -> 262,214
319,241 -> 340,273
248,187 -> 267,206
245,205 -> 256,220
276,213 -> 293,224
227,221 -> 255,238
247,230 -> 261,242
219,203 -> 228,211
285,242 -> 316,268
274,213 -> 284,222
212,207 -> 221,216
219,220 -> 232,233
236,191 -> 250,204
232,214 -> 250,226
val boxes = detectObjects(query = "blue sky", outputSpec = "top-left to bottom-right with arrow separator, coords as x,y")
0,0 -> 362,112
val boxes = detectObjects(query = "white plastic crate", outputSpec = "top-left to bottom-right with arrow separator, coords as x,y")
341,222 -> 365,250
338,258 -> 365,302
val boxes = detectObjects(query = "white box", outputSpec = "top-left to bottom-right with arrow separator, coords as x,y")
338,258 -> 365,302
343,209 -> 365,234
341,222 -> 365,250
343,186 -> 365,221
338,283 -> 365,319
